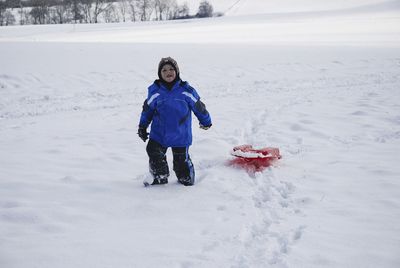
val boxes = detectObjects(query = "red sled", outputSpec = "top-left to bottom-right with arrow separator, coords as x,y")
229,144 -> 281,173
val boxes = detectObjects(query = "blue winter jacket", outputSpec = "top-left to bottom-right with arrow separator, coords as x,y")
139,79 -> 212,147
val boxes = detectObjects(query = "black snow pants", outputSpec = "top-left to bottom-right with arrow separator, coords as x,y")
146,139 -> 195,185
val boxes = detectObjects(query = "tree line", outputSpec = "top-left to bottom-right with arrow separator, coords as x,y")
0,0 -> 216,26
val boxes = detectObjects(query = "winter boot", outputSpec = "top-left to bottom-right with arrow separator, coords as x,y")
151,174 -> 169,185
173,154 -> 195,186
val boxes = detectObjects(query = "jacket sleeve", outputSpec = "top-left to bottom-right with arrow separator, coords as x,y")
182,84 -> 212,127
138,87 -> 158,128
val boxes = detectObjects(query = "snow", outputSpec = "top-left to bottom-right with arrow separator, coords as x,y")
1,1 -> 400,267
182,0 -> 395,15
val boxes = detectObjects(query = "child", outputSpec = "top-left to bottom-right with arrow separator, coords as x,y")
138,57 -> 212,186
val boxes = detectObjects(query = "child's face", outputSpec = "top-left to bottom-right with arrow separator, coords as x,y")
160,64 -> 177,83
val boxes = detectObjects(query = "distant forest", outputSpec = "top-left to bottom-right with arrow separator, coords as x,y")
0,0 -> 219,26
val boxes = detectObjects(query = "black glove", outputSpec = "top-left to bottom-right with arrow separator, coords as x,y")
199,123 -> 212,130
138,126 -> 149,142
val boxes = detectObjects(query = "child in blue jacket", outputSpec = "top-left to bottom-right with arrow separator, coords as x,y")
138,57 -> 212,186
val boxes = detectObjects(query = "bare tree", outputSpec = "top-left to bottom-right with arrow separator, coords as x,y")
3,10 -> 15,25
171,1 -> 188,19
92,0 -> 113,23
67,0 -> 83,23
81,0 -> 92,23
16,0 -> 26,25
30,0 -> 49,24
103,3 -> 119,23
154,0 -> 176,21
197,0 -> 213,18
137,0 -> 153,21
117,0 -> 128,22
50,0 -> 72,24
153,0 -> 162,20
0,0 -> 6,26
127,0 -> 137,22
1,0 -> 198,26
5,0 -> 20,9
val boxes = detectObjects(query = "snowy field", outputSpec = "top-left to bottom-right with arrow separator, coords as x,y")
1,0 -> 400,267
